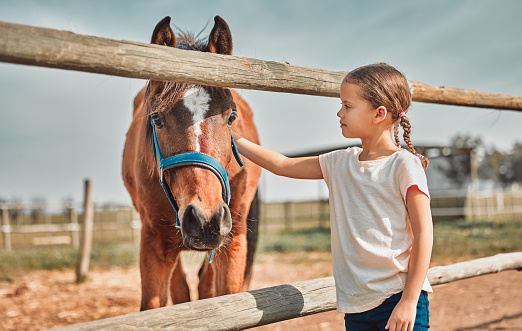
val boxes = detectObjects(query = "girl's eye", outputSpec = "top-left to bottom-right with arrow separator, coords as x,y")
151,113 -> 163,128
227,112 -> 237,125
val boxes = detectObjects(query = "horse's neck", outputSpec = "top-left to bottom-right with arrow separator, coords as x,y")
133,86 -> 148,117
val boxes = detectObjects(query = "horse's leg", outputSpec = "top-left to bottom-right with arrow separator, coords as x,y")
214,231 -> 248,296
139,226 -> 176,311
198,256 -> 216,299
243,190 -> 259,291
170,257 -> 191,303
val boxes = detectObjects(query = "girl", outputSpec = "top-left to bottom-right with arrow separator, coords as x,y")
233,63 -> 432,331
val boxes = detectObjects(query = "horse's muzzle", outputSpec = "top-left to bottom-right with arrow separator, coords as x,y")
181,203 -> 232,250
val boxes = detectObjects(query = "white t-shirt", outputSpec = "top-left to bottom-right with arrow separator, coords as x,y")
319,147 -> 433,313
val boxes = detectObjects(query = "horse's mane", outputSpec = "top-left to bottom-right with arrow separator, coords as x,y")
143,31 -> 231,179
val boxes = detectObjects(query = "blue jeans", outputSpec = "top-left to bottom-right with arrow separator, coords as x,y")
344,291 -> 430,330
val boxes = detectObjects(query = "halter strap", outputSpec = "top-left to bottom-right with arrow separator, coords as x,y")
151,120 -> 243,263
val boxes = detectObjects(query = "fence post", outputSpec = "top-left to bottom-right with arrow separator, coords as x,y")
130,207 -> 141,246
13,204 -> 23,226
512,183 -> 518,221
76,179 -> 94,283
68,203 -> 80,248
284,202 -> 292,232
319,199 -> 329,229
1,204 -> 12,251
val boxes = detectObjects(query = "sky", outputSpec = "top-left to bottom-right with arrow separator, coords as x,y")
1,0 -> 521,206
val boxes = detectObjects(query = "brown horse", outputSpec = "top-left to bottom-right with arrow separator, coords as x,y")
122,16 -> 261,310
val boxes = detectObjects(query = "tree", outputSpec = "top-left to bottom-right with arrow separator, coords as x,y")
497,142 -> 522,186
436,134 -> 482,187
479,141 -> 522,188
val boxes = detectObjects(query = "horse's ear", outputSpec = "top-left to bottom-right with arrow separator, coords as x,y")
206,16 -> 232,55
151,16 -> 176,47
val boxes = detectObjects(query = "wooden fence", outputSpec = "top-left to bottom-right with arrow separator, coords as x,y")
0,203 -> 140,250
51,252 -> 522,330
1,19 -> 522,330
260,187 -> 522,232
2,187 -> 521,250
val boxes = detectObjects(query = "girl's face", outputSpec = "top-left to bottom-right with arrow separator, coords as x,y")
338,82 -> 376,139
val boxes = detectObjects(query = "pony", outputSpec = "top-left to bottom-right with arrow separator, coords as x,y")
122,16 -> 261,310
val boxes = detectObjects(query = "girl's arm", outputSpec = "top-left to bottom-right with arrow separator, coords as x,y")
386,187 -> 433,331
232,132 -> 323,180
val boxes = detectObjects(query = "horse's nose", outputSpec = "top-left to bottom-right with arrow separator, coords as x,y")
182,203 -> 232,240
215,204 -> 232,235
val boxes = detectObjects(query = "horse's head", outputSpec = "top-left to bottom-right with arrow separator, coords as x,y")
145,16 -> 239,251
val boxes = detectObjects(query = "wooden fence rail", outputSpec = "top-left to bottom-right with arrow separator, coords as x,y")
1,20 -> 522,111
51,252 -> 522,331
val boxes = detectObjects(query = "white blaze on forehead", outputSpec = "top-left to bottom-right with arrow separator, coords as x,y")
183,86 -> 211,152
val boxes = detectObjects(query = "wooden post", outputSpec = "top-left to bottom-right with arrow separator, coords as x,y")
284,202 -> 293,232
319,199 -> 329,229
13,204 -> 23,226
130,207 -> 141,247
68,203 -> 80,248
1,204 -> 12,251
76,179 -> 94,283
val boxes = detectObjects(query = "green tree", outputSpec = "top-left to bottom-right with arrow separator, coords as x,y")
437,134 -> 482,187
478,141 -> 522,187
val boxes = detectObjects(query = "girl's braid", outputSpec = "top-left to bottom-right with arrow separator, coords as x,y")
399,113 -> 429,169
393,123 -> 400,147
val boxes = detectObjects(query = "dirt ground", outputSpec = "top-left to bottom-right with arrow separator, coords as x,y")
1,252 -> 521,331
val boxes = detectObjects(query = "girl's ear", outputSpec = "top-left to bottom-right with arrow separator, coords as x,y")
373,106 -> 388,124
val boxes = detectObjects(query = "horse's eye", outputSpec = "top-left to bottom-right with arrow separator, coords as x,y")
227,112 -> 237,126
151,114 -> 163,128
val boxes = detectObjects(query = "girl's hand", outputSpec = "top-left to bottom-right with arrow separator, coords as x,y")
385,298 -> 417,331
231,131 -> 242,141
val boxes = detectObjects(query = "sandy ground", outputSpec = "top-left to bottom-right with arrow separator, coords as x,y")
0,252 -> 521,331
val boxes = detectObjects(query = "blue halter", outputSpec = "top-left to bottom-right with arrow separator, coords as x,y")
151,119 -> 244,263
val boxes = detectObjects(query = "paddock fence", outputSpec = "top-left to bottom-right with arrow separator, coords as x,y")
2,186 -> 522,250
0,202 -> 140,250
1,19 -> 522,330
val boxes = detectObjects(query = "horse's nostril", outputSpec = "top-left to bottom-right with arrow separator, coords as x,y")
215,203 -> 232,236
182,204 -> 206,237
182,203 -> 231,238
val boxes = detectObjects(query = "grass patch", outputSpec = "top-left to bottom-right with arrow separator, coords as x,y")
258,227 -> 331,253
432,219 -> 522,264
257,219 -> 522,265
0,242 -> 138,281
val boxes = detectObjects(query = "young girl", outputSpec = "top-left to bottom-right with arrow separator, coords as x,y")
233,63 -> 433,331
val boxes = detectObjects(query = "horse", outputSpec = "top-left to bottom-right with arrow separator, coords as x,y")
122,15 -> 261,311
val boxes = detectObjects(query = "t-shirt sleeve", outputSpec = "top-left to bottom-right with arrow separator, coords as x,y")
318,150 -> 342,187
398,155 -> 430,203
